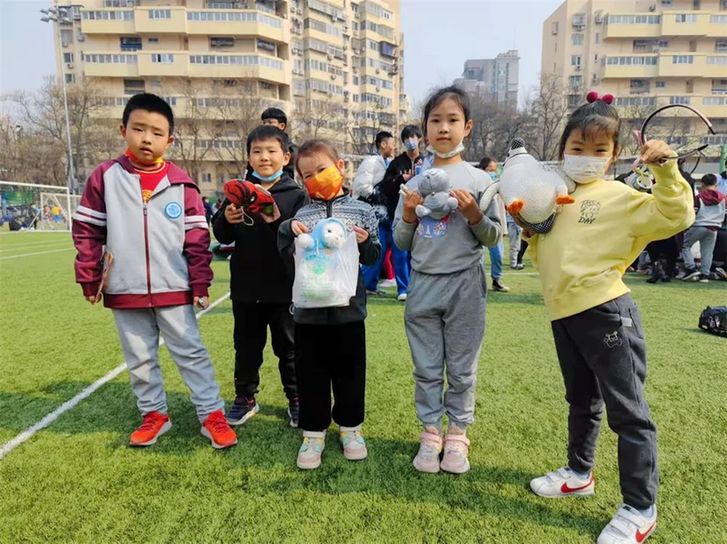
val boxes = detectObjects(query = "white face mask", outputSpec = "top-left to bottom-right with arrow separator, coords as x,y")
427,141 -> 465,159
563,154 -> 611,184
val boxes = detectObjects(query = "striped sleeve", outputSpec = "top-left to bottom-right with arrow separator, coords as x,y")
73,204 -> 107,227
184,214 -> 208,231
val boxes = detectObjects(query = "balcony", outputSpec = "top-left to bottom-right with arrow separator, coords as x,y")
186,10 -> 288,42
658,54 -> 727,77
660,11 -> 710,37
82,52 -> 139,77
188,55 -> 290,85
604,13 -> 661,39
80,7 -> 288,41
602,55 -> 658,78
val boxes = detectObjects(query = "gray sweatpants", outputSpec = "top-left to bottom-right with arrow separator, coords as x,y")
112,305 -> 224,422
551,294 -> 658,509
405,264 -> 487,430
682,225 -> 717,275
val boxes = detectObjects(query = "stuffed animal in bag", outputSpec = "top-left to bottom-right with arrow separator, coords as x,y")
478,138 -> 576,233
294,218 -> 358,306
223,179 -> 281,223
414,168 -> 459,220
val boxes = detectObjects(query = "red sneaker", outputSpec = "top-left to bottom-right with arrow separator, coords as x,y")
201,410 -> 238,449
129,411 -> 172,446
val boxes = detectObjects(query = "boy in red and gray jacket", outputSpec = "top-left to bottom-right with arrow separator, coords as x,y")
72,93 -> 237,449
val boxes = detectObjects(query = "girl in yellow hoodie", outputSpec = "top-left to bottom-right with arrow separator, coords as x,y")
524,93 -> 694,544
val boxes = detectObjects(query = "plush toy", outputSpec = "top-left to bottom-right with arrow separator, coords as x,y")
478,138 -> 576,234
414,168 -> 459,220
293,218 -> 358,307
223,179 -> 280,223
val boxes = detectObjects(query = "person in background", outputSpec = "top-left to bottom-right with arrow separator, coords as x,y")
477,157 -> 510,292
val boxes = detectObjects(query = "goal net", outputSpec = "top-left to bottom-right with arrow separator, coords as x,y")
0,181 -> 75,232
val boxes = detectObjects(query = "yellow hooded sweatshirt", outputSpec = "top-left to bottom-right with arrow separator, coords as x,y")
527,160 -> 695,321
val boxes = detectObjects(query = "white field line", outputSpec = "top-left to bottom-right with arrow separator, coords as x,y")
0,248 -> 74,260
0,292 -> 231,460
0,242 -> 71,253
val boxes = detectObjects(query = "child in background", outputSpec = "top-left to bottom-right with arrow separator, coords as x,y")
72,93 -> 237,449
213,125 -> 308,427
278,139 -> 381,470
393,86 -> 501,474
524,92 -> 694,544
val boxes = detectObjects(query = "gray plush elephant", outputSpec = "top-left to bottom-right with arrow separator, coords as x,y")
414,168 -> 459,221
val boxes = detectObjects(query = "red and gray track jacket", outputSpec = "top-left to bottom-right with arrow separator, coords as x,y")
72,155 -> 212,309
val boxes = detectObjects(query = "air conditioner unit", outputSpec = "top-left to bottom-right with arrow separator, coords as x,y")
375,68 -> 380,74
77,32 -> 85,42
575,65 -> 581,71
353,66 -> 358,73
330,73 -> 336,80
648,4 -> 656,12
375,86 -> 380,92
66,63 -> 74,69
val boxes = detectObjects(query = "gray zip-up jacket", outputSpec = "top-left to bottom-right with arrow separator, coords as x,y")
72,155 -> 212,309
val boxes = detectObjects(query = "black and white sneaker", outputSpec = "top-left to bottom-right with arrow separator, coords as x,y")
225,396 -> 260,426
698,274 -> 710,283
681,267 -> 700,281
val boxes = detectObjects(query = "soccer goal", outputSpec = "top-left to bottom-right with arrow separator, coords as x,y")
0,181 -> 76,232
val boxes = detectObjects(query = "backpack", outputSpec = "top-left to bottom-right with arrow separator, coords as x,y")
698,306 -> 727,338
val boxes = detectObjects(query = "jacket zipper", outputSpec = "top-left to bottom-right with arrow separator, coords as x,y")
143,203 -> 152,305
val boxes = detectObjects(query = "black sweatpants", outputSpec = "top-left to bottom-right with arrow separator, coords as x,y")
551,294 -> 658,509
232,301 -> 297,401
295,321 -> 366,432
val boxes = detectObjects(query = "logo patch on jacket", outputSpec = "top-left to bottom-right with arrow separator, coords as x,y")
578,200 -> 601,224
164,202 -> 182,219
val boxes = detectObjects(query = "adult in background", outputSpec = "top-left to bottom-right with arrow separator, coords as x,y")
353,131 -> 397,295
477,157 -> 510,292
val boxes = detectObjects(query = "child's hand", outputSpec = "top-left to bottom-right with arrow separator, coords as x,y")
401,186 -> 423,223
451,189 -> 483,225
352,225 -> 369,243
402,170 -> 413,182
291,220 -> 309,236
639,139 -> 678,165
224,204 -> 244,224
194,296 -> 209,310
86,295 -> 98,304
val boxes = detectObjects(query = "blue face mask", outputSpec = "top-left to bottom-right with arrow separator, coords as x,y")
404,138 -> 419,152
252,169 -> 283,183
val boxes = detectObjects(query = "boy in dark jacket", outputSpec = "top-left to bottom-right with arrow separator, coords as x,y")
213,125 -> 308,427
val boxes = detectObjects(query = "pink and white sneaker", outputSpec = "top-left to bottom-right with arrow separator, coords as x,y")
529,466 -> 595,498
439,433 -> 470,474
597,504 -> 657,544
413,430 -> 443,473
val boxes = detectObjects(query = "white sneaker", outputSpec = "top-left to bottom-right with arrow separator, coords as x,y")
340,425 -> 368,460
397,293 -> 407,302
529,467 -> 595,498
597,504 -> 657,544
297,431 -> 326,470
380,278 -> 396,288
439,433 -> 470,474
413,430 -> 443,473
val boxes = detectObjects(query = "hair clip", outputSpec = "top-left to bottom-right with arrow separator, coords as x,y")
586,91 -> 614,105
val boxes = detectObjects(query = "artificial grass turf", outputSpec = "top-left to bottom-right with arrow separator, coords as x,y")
1,231 -> 725,543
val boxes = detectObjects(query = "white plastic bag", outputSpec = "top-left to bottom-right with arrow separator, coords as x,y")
292,218 -> 360,308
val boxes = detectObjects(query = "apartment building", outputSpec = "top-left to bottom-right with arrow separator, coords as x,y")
542,0 -> 727,156
50,0 -> 406,192
454,50 -> 520,108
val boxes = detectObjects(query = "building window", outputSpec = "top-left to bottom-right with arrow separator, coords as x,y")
607,15 -> 660,24
151,54 -> 174,63
673,55 -> 694,64
260,81 -> 274,90
65,73 -> 75,84
104,0 -> 135,6
571,55 -> 581,66
120,36 -> 142,51
693,0 -> 700,9
606,56 -> 657,65
210,37 -> 235,48
630,79 -> 650,93
716,39 -> 727,53
661,0 -> 672,4
256,39 -> 276,53
656,80 -> 666,88
63,52 -> 74,63
675,14 -> 697,23
148,37 -> 158,43
568,75 -> 582,90
712,79 -> 727,93
572,33 -> 584,46
123,79 -> 145,95
149,9 -> 171,19
202,173 -> 212,183
707,56 -> 727,64
669,96 -> 690,105
60,29 -> 73,46
711,14 -> 727,23
551,22 -> 558,35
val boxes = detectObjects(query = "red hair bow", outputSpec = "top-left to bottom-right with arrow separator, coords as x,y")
586,90 -> 614,105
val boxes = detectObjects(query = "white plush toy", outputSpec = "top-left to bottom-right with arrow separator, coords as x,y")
479,138 -> 576,233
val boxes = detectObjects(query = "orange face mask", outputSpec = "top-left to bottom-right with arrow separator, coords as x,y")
124,148 -> 164,167
304,165 -> 344,201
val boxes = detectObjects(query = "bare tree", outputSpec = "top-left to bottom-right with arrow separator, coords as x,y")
524,74 -> 570,161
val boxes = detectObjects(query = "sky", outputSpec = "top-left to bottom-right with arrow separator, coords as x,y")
0,0 -> 561,112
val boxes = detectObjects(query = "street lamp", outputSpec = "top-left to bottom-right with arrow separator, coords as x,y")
40,5 -> 77,194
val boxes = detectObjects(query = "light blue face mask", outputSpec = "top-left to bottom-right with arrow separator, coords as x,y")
252,169 -> 283,183
426,141 -> 465,159
404,138 -> 419,152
